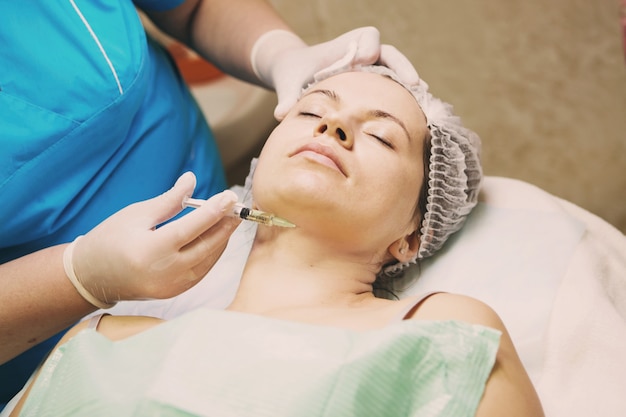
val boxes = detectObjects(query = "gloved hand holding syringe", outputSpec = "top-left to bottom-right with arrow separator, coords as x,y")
63,173 -> 260,309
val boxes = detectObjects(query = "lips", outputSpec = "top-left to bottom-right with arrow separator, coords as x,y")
290,142 -> 347,176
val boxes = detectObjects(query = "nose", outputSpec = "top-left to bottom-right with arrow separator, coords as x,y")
314,114 -> 354,149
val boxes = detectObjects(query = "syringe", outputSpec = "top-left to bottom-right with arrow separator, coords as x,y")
182,197 -> 296,228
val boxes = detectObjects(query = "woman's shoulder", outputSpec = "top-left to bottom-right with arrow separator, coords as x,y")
61,314 -> 165,344
405,292 -> 506,332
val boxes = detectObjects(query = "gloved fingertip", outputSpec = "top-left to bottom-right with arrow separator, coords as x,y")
174,171 -> 196,189
274,112 -> 286,121
213,189 -> 239,214
273,102 -> 291,121
352,27 -> 381,63
378,44 -> 421,87
403,72 -> 421,87
352,26 -> 380,43
170,172 -> 197,208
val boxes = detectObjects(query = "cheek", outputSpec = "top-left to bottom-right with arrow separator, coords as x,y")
251,142 -> 282,205
361,161 -> 422,228
253,123 -> 294,178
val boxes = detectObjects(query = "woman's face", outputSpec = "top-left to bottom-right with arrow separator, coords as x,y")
253,71 -> 428,256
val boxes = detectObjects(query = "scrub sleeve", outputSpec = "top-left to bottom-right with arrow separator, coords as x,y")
0,0 -> 227,406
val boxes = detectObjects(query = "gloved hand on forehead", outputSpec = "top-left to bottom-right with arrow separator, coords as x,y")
251,26 -> 421,120
63,172 -> 241,309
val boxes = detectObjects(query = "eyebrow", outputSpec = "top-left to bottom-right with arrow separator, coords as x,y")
303,89 -> 411,141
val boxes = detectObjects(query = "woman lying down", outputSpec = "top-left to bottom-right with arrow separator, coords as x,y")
10,66 -> 544,416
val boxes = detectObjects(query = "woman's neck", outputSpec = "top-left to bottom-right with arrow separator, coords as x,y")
227,227 -> 382,315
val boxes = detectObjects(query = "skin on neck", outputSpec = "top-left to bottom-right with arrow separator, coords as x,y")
227,225 -> 385,315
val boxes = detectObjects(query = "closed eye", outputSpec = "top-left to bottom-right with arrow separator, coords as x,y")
369,134 -> 394,149
299,112 -> 321,118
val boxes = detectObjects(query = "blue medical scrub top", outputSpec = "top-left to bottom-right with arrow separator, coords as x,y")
0,0 -> 227,405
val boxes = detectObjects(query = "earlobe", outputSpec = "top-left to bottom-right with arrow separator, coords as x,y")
389,231 -> 420,263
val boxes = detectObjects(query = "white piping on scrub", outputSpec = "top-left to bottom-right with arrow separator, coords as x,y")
68,0 -> 124,95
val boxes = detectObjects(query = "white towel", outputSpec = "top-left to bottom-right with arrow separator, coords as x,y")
537,197 -> 626,417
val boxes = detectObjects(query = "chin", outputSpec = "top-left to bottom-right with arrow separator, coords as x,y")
260,193 -> 343,233
257,166 -> 338,202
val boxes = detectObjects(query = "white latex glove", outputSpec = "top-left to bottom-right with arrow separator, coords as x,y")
64,172 -> 241,307
251,26 -> 421,120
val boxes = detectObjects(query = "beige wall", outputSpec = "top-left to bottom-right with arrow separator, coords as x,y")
270,0 -> 626,232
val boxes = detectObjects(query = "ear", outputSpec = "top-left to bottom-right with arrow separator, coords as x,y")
388,230 -> 421,263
